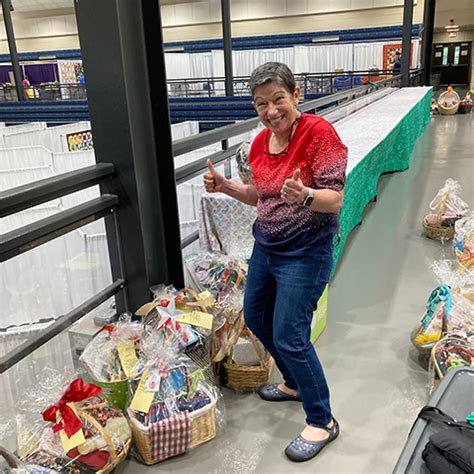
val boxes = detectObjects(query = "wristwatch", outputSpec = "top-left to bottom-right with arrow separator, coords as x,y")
302,188 -> 314,207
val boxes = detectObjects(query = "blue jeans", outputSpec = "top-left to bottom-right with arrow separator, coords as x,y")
243,243 -> 333,426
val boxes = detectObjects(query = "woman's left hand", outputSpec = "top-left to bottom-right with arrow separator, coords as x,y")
281,169 -> 307,204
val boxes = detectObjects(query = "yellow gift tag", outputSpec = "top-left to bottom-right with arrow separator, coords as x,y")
135,302 -> 159,316
130,370 -> 154,413
176,311 -> 213,330
117,340 -> 138,378
197,290 -> 215,307
58,403 -> 86,452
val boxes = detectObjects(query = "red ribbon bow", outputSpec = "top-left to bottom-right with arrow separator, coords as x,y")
42,378 -> 102,438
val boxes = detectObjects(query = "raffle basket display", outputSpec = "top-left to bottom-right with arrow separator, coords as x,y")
422,179 -> 469,242
437,87 -> 460,115
429,336 -> 474,389
128,386 -> 217,465
16,376 -> 131,474
223,322 -> 273,390
126,328 -> 222,465
454,213 -> 474,272
79,317 -> 144,410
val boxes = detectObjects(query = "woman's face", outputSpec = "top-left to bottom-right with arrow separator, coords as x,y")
252,81 -> 300,138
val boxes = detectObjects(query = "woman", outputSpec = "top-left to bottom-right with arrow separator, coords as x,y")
204,62 -> 347,462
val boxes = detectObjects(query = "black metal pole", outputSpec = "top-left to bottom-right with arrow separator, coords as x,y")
221,0 -> 233,97
1,0 -> 24,101
401,0 -> 414,87
75,0 -> 184,313
421,0 -> 436,86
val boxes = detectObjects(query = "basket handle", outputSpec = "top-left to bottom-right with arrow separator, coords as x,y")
211,310 -> 244,363
436,195 -> 447,224
0,447 -> 18,469
79,410 -> 118,465
227,316 -> 267,368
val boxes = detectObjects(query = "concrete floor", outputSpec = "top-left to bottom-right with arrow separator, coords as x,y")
117,113 -> 474,474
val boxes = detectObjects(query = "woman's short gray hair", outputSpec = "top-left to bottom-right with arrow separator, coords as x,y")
249,62 -> 296,97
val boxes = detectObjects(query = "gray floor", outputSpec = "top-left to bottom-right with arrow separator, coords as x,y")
117,114 -> 474,474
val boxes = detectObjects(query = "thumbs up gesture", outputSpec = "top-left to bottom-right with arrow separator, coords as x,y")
203,159 -> 226,193
281,168 -> 307,204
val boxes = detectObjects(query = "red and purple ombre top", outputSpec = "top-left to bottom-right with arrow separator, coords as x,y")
249,113 -> 348,257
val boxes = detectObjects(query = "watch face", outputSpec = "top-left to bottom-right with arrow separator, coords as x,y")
304,195 -> 314,207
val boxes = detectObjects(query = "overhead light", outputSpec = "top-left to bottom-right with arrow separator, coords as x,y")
164,46 -> 185,52
312,36 -> 340,43
445,19 -> 460,31
38,55 -> 57,60
448,32 -> 457,38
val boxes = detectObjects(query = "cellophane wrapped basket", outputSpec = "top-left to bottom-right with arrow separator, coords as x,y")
15,371 -> 131,474
126,324 -> 223,465
411,259 -> 474,354
429,335 -> 474,391
454,212 -> 474,272
422,179 -> 469,242
79,315 -> 144,410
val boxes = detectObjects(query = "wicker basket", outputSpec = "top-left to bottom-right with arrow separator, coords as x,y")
78,403 -> 131,474
438,89 -> 460,115
422,198 -> 455,241
224,325 -> 273,390
430,336 -> 474,389
128,390 -> 217,465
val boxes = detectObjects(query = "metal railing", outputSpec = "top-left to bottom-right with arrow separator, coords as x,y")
0,163 -> 124,373
167,69 -> 401,98
0,70 -> 407,102
0,69 -> 422,373
0,83 -> 87,102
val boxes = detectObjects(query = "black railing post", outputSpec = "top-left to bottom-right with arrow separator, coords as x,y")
421,0 -> 435,86
1,0 -> 24,101
401,0 -> 414,87
75,0 -> 184,312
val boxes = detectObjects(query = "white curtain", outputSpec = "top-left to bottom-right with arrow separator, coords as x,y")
165,52 -> 192,79
2,122 -> 91,153
190,52 -> 213,79
306,44 -> 353,73
354,42 -> 385,70
232,47 -> 295,77
0,146 -> 53,170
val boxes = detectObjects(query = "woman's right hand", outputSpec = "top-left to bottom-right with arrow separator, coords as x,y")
203,159 -> 226,193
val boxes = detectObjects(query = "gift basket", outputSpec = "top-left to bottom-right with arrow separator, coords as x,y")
438,87 -> 460,115
429,335 -> 474,390
223,322 -> 273,391
126,330 -> 223,465
422,179 -> 470,241
79,316 -> 144,410
411,260 -> 474,354
458,92 -> 473,114
184,253 -> 249,363
15,371 -> 131,473
454,212 -> 474,271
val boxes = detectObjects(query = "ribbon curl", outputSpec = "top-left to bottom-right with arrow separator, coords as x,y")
42,378 -> 102,438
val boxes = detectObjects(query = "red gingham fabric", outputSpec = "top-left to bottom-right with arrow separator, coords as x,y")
150,411 -> 191,462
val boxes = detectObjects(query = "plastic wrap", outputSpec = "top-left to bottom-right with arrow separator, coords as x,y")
79,315 -> 144,384
412,259 -> 474,354
423,179 -> 469,227
428,335 -> 474,393
233,123 -> 264,184
127,331 -> 224,465
14,369 -> 131,473
454,212 -> 474,271
185,252 -> 247,312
